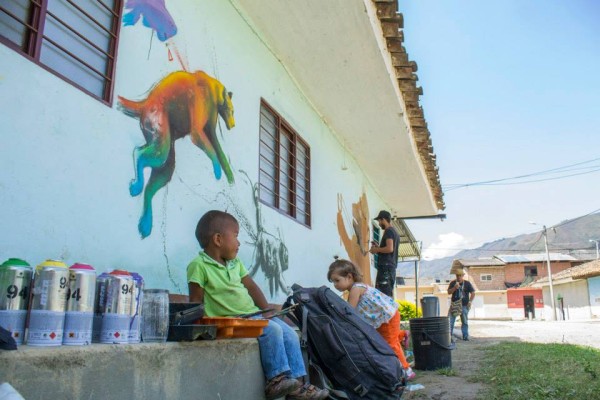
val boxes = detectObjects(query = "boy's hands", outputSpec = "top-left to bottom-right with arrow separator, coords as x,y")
262,303 -> 282,318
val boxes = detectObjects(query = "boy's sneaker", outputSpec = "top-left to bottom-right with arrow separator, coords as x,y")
286,383 -> 329,400
404,367 -> 416,381
265,373 -> 302,400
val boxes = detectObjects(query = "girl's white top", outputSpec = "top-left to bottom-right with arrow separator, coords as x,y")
353,283 -> 397,329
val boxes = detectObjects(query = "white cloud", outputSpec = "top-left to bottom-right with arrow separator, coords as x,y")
422,232 -> 473,260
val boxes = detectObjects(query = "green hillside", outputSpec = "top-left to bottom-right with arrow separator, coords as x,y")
411,213 -> 600,280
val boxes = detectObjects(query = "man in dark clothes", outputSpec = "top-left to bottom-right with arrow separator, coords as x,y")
447,269 -> 476,341
369,210 -> 400,297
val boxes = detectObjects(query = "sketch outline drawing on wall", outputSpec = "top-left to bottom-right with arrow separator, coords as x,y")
239,171 -> 289,296
119,70 -> 235,238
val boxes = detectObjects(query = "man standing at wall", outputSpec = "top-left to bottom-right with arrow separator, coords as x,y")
369,210 -> 400,297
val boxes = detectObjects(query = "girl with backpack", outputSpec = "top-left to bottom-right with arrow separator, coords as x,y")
327,258 -> 415,380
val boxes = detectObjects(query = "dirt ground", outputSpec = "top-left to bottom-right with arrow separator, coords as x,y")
402,319 -> 600,400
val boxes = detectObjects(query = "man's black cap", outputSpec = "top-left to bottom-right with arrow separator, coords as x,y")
374,210 -> 391,221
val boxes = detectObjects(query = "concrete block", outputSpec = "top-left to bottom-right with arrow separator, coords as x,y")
0,340 -> 265,400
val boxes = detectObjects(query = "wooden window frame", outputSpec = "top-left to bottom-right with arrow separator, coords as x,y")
258,99 -> 311,227
0,0 -> 123,105
480,274 -> 492,281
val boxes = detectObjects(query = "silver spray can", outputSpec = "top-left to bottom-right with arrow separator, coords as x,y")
0,258 -> 33,344
128,272 -> 144,343
100,270 -> 133,344
63,263 -> 96,345
27,260 -> 69,346
92,272 -> 110,343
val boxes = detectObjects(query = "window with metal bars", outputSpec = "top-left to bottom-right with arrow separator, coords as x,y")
0,0 -> 122,104
259,99 -> 311,227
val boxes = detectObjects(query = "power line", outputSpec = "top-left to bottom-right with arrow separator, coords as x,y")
423,247 -> 596,252
443,156 -> 600,191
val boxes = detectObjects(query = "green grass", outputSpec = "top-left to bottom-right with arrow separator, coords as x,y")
472,342 -> 600,400
436,367 -> 458,377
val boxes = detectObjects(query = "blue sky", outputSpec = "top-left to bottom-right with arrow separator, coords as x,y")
399,1 -> 600,259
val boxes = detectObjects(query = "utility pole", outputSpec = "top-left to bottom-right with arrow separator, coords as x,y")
590,239 -> 600,260
542,226 -> 557,321
414,241 -> 422,316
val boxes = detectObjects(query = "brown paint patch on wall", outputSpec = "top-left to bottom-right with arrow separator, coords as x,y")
337,193 -> 372,285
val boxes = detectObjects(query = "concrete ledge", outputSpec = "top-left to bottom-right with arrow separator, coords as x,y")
1,340 -> 265,400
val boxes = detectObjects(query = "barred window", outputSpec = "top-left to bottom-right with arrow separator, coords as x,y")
0,0 -> 122,103
259,100 -> 311,227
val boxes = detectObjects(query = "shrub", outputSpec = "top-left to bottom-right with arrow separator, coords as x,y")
396,299 -> 422,320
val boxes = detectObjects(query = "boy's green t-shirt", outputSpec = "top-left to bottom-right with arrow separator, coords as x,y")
187,252 -> 260,317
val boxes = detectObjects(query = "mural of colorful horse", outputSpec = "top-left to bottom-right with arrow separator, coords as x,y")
119,70 -> 235,238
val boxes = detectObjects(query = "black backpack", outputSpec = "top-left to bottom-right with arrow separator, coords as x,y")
283,284 -> 405,400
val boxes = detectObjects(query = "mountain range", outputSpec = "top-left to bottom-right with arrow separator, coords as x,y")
401,213 -> 600,281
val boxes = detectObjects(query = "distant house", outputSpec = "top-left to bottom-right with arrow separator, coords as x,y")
533,259 -> 600,320
495,253 -> 580,320
450,253 -> 584,320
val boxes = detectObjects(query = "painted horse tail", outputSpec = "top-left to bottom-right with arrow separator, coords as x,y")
117,96 -> 145,118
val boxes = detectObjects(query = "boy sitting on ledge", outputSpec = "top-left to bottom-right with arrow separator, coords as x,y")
187,210 -> 329,400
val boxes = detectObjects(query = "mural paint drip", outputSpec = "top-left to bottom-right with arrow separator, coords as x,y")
119,70 -> 236,238
337,193 -> 372,285
123,0 -> 177,42
160,185 -> 182,293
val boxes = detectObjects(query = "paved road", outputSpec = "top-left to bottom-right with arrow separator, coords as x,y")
467,319 -> 600,348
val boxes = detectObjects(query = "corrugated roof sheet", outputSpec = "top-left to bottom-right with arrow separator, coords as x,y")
494,253 -> 577,263
452,258 -> 505,267
392,219 -> 421,260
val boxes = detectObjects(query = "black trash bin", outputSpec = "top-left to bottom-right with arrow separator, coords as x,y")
420,296 -> 440,318
409,317 -> 454,370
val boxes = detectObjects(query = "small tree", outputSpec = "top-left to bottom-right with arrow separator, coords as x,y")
396,299 -> 422,320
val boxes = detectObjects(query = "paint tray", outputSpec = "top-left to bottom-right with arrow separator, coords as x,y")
167,324 -> 217,341
198,317 -> 269,339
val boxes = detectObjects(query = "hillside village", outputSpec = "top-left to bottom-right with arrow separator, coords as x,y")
395,213 -> 600,322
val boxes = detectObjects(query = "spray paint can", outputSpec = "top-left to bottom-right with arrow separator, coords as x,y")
0,258 -> 33,344
63,263 -> 96,345
27,260 -> 69,346
128,272 -> 144,343
100,270 -> 133,344
92,272 -> 110,343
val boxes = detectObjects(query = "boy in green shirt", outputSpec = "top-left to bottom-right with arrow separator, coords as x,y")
187,210 -> 329,400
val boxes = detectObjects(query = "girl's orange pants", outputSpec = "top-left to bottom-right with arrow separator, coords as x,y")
376,311 -> 409,369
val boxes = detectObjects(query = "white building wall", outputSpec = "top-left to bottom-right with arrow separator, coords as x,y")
541,280 -> 591,321
589,277 -> 600,318
0,0 -> 389,301
471,292 -> 510,319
